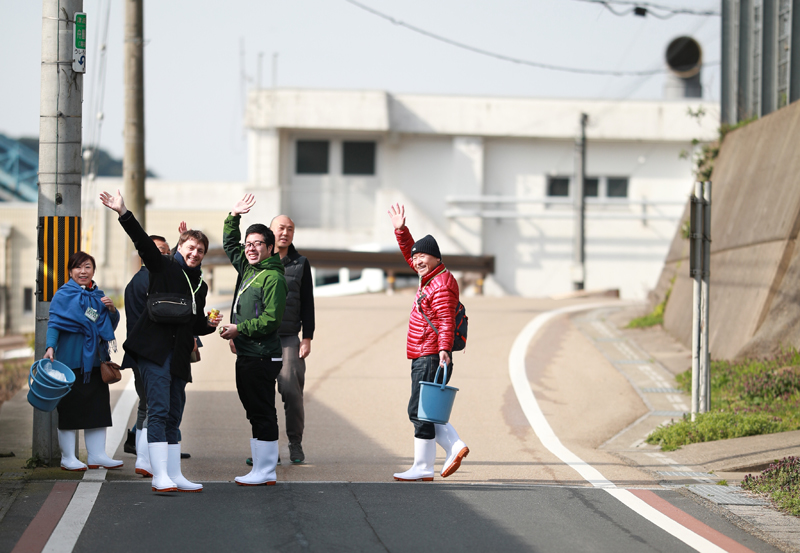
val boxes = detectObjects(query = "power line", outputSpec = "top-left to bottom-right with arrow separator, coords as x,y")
344,0 -> 677,76
573,0 -> 720,18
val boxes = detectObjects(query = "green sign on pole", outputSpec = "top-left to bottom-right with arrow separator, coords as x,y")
73,12 -> 86,73
75,13 -> 86,49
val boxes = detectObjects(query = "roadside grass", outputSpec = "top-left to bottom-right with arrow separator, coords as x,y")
646,349 -> 800,451
627,274 -> 675,329
742,456 -> 800,516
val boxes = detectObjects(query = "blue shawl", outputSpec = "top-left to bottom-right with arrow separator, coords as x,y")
49,279 -> 116,382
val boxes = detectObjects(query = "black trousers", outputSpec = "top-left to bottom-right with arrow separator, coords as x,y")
235,355 -> 283,441
407,354 -> 453,439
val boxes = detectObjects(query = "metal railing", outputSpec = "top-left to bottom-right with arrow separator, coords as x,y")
445,195 -> 686,224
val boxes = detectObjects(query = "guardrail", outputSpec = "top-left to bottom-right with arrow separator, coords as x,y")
445,195 -> 686,224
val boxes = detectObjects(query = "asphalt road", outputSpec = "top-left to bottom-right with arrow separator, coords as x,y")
0,295 -> 786,553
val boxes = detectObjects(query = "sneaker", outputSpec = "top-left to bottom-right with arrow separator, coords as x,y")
124,430 -> 136,455
289,443 -> 305,464
181,452 -> 191,459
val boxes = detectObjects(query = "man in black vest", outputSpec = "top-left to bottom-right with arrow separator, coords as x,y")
271,214 -> 315,464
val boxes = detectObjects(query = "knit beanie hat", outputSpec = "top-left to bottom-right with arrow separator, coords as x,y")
411,235 -> 441,259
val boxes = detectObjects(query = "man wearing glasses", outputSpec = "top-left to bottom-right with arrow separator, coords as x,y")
219,194 -> 288,486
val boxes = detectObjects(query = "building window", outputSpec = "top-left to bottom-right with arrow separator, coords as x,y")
296,140 -> 329,174
24,287 -> 33,313
343,141 -> 376,175
584,178 -> 599,197
607,177 -> 629,198
547,177 -> 570,197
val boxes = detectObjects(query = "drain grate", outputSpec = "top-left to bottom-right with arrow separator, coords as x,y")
689,485 -> 767,505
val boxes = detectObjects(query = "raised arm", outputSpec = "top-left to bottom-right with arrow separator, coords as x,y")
100,190 -> 166,273
223,194 -> 257,274
388,203 -> 416,271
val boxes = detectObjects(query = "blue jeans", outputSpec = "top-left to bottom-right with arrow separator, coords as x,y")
408,354 -> 452,439
138,353 -> 186,444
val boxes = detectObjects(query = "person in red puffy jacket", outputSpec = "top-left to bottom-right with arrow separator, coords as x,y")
388,203 -> 470,482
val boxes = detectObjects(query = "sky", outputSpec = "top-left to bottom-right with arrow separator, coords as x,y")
1,0 -> 721,181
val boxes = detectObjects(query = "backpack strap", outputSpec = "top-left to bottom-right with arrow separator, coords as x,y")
416,294 -> 439,335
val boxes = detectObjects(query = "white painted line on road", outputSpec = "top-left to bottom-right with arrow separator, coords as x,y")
41,482 -> 103,553
45,372 -> 139,552
508,303 -> 617,488
606,489 -> 727,553
510,303 -> 729,553
107,373 -> 139,459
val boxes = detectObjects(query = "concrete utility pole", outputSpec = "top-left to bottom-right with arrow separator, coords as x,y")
124,0 -> 145,245
572,113 -> 588,291
34,0 -> 85,464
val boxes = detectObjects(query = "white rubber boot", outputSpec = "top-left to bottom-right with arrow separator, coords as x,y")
57,429 -> 87,471
135,428 -> 152,477
85,427 -> 123,469
167,444 -> 203,492
393,438 -> 436,481
148,442 -> 177,492
235,439 -> 278,486
435,423 -> 469,478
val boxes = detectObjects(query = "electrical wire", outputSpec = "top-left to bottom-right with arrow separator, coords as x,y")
343,0 -> 673,76
572,0 -> 720,18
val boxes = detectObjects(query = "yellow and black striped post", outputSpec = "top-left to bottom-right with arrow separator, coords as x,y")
37,216 -> 81,301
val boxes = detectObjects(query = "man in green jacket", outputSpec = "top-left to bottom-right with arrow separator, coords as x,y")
219,193 -> 288,486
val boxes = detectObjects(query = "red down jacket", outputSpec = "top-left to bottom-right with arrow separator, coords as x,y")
395,227 -> 460,359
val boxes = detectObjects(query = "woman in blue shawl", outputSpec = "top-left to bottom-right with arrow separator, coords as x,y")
44,251 -> 122,471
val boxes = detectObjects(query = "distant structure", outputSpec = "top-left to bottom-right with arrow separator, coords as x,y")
0,88 -> 718,336
244,88 -> 718,300
722,0 -> 800,124
0,135 -> 38,202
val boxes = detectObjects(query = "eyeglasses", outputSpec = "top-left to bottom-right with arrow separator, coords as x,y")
243,240 -> 266,250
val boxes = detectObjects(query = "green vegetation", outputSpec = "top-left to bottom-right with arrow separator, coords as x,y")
627,273 -> 677,329
646,349 -> 800,451
716,479 -> 728,486
680,114 -> 757,181
627,302 -> 666,329
742,457 -> 800,516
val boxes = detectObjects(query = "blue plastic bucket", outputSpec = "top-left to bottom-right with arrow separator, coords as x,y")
27,359 -> 75,412
417,364 -> 458,424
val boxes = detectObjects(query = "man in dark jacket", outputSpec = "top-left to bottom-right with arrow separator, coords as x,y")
219,194 -> 288,486
270,214 -> 315,464
101,190 -> 221,493
123,234 -> 170,478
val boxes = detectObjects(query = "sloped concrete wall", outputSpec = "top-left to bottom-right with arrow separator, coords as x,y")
652,99 -> 800,360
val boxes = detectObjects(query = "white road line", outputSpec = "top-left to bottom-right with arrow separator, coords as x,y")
106,374 -> 138,458
509,304 -> 727,553
41,482 -> 103,553
45,373 -> 139,551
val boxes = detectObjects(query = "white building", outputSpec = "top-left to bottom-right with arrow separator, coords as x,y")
244,88 -> 718,298
0,88 -> 718,336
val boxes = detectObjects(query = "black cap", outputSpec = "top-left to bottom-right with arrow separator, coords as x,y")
411,235 -> 441,259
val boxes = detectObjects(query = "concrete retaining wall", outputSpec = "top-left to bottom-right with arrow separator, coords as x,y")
652,99 -> 800,360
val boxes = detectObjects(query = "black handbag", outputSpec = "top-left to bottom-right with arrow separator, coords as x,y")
146,293 -> 194,324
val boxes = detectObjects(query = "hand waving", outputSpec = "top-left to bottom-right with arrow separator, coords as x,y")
232,194 -> 256,216
99,190 -> 128,216
178,221 -> 188,234
387,203 -> 406,230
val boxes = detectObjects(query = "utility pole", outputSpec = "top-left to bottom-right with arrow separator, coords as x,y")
34,0 -> 85,464
572,113 -> 588,291
124,0 -> 145,270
